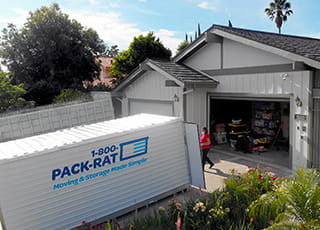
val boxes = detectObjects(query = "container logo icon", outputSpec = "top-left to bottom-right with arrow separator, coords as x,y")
119,137 -> 149,161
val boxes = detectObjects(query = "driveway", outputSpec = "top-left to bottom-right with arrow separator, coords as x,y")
204,147 -> 293,192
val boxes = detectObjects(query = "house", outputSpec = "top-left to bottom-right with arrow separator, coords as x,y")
84,56 -> 115,88
112,24 -> 320,170
98,56 -> 114,79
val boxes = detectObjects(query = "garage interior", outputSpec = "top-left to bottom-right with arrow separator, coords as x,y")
209,98 -> 290,168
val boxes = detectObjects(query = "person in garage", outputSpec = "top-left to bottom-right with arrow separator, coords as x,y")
200,127 -> 214,170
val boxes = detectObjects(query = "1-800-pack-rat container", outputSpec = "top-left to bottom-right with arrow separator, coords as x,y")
0,114 -> 193,230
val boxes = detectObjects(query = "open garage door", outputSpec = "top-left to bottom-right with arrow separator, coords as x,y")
129,99 -> 174,116
209,95 -> 290,168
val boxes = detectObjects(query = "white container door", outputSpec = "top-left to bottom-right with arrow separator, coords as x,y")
184,123 -> 205,189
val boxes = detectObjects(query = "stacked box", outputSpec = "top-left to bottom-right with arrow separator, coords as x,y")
213,132 -> 227,144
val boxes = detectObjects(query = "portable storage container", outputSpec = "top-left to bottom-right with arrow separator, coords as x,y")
0,114 -> 203,230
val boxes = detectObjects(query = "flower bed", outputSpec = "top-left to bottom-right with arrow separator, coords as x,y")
72,167 -> 320,230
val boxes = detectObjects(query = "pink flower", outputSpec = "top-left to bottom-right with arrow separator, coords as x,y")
198,186 -> 204,196
115,221 -> 121,228
248,166 -> 252,168
176,215 -> 182,230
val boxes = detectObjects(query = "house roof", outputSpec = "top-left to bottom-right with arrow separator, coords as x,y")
113,59 -> 218,93
215,25 -> 320,62
147,59 -> 217,84
174,24 -> 320,68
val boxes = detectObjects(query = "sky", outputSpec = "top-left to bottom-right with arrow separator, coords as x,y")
0,0 -> 320,54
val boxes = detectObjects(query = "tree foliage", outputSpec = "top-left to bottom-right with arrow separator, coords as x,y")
0,3 -> 105,105
0,72 -> 34,113
109,32 -> 171,79
103,44 -> 120,57
265,0 -> 293,34
176,40 -> 190,54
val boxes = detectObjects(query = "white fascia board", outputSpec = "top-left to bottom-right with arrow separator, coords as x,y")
213,29 -> 320,69
112,68 -> 144,93
147,62 -> 185,87
173,35 -> 206,63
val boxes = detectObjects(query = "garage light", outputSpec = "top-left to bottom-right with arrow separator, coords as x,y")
295,96 -> 302,107
173,94 -> 179,102
281,73 -> 288,80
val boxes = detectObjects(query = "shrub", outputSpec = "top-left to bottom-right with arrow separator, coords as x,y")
70,168 -> 320,230
183,191 -> 231,230
248,167 -> 320,230
223,167 -> 277,227
54,89 -> 86,103
0,72 -> 35,112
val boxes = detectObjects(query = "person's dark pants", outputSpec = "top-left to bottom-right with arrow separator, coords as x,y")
202,148 -> 214,169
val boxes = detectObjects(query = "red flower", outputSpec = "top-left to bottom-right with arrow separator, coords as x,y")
82,221 -> 86,224
258,174 -> 263,180
249,217 -> 255,221
272,177 -> 277,180
248,166 -> 252,168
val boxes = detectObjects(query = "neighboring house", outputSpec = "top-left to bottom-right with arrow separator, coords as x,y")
112,24 -> 320,170
98,56 -> 114,79
86,56 -> 115,88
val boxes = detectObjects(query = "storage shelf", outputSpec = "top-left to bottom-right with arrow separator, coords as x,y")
228,123 -> 247,127
254,125 -> 276,129
229,131 -> 248,135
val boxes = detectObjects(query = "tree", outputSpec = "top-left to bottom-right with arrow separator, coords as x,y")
265,0 -> 293,34
0,72 -> 34,113
0,3 -> 105,105
176,40 -> 190,54
198,23 -> 201,36
109,32 -> 171,80
103,44 -> 120,57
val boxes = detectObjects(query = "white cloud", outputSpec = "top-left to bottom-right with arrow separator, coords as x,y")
0,8 -> 29,29
89,0 -> 99,5
138,0 -> 148,2
197,1 -> 216,11
65,10 -> 182,52
0,7 -> 181,55
65,10 -> 143,50
154,29 -> 183,53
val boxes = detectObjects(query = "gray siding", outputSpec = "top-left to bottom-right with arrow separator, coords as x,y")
183,38 -> 292,71
122,71 -> 183,117
311,98 -> 320,168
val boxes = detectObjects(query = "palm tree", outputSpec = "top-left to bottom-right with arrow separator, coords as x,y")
265,0 -> 293,34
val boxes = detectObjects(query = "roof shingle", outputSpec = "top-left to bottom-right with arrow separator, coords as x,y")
148,59 -> 216,84
213,25 -> 320,63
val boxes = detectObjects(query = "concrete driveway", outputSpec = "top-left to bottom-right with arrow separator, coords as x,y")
204,147 -> 293,192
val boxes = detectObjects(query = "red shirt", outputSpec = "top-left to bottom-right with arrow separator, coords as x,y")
200,133 -> 211,149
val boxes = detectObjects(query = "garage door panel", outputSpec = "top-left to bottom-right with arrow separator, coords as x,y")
129,99 -> 174,116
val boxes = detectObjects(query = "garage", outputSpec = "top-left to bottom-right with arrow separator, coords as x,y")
209,96 -> 290,167
129,99 -> 174,116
